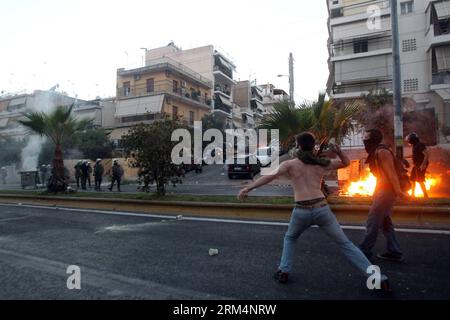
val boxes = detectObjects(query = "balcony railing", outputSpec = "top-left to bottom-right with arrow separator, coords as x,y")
117,80 -> 212,107
119,56 -> 213,88
214,84 -> 231,96
213,65 -> 233,79
332,37 -> 392,57
434,21 -> 450,36
432,70 -> 450,85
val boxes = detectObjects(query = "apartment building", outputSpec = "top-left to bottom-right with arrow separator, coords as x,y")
144,43 -> 237,128
72,98 -> 116,129
112,56 -> 213,144
0,90 -> 82,140
259,84 -> 290,116
232,81 -> 257,128
326,0 -> 450,147
233,81 -> 290,126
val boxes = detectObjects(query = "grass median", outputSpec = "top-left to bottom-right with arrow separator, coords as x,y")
0,189 -> 449,207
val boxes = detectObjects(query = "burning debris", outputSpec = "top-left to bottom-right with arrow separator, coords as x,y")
339,167 -> 442,198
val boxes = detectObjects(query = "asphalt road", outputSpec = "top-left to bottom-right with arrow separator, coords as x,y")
0,203 -> 449,300
0,164 -> 296,196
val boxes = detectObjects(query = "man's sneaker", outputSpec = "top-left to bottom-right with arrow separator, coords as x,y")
376,252 -> 405,262
273,270 -> 289,284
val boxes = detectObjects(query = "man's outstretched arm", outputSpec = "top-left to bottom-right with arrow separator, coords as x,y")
326,144 -> 350,170
237,161 -> 290,200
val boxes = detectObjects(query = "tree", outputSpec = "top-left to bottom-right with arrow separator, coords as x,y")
356,89 -> 395,147
18,105 -> 91,191
259,93 -> 361,149
259,100 -> 313,149
307,93 -> 361,150
122,116 -> 186,196
72,128 -> 114,160
38,128 -> 114,164
201,113 -> 227,132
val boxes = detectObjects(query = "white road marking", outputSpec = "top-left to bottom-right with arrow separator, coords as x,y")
1,202 -> 450,235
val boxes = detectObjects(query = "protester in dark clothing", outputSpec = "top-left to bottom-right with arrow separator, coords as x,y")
359,129 -> 407,263
80,160 -> 89,190
74,160 -> 82,188
109,159 -> 124,192
87,161 -> 93,188
406,133 -> 429,198
94,159 -> 104,191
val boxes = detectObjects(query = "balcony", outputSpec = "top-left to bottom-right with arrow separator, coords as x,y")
331,37 -> 392,61
118,57 -> 212,89
214,96 -> 232,115
431,70 -> 450,100
330,1 -> 390,26
117,80 -> 212,109
432,70 -> 450,85
214,84 -> 231,97
426,20 -> 450,50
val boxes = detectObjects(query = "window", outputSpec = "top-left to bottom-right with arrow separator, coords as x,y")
331,8 -> 343,18
403,78 -> 419,92
189,111 -> 194,126
402,39 -> 417,52
400,1 -> 414,15
146,78 -> 154,93
172,106 -> 178,120
353,40 -> 368,54
173,80 -> 179,93
123,81 -> 131,97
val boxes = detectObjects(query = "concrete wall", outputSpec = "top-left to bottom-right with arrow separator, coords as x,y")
146,45 -> 215,82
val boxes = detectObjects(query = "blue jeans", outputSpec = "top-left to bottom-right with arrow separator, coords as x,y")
279,205 -> 374,278
359,188 -> 402,259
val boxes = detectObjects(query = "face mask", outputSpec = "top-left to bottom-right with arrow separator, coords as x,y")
409,136 -> 419,145
363,139 -> 379,154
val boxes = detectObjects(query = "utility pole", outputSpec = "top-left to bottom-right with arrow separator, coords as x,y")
289,53 -> 295,106
391,0 -> 404,159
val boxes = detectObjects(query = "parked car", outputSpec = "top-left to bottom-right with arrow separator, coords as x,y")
228,154 -> 261,179
256,145 -> 279,167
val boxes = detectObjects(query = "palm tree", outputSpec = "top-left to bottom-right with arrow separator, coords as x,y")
18,104 -> 91,191
306,93 -> 361,151
259,100 -> 313,148
259,93 -> 361,150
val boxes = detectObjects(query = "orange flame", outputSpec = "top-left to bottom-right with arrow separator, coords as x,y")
343,171 -> 440,198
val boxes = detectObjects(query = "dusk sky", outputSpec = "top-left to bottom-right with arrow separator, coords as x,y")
0,0 -> 329,103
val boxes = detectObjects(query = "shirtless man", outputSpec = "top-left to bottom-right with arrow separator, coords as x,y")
238,132 -> 389,290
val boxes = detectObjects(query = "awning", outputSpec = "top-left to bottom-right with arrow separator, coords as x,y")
0,118 -> 9,128
74,109 -> 100,124
109,128 -> 130,140
435,1 -> 450,20
115,95 -> 164,118
435,46 -> 450,70
218,56 -> 234,71
9,97 -> 27,106
217,95 -> 232,107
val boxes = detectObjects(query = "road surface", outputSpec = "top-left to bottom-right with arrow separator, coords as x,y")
0,203 -> 448,299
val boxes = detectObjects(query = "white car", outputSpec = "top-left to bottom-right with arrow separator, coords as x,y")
256,146 -> 278,167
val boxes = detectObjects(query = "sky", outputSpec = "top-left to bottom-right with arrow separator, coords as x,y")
0,0 -> 329,103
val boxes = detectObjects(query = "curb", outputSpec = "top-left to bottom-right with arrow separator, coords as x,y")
0,194 -> 449,229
